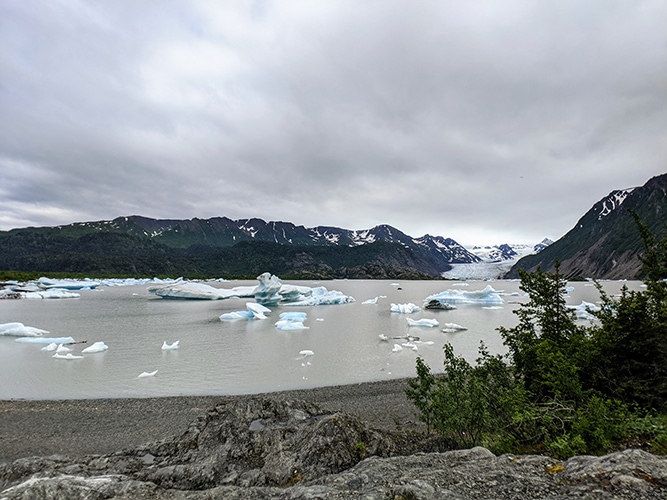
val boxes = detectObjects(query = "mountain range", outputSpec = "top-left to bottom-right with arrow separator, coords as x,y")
1,173 -> 664,280
0,216 -> 485,279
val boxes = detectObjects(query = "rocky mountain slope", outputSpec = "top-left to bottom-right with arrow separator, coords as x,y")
506,173 -> 667,280
1,397 -> 664,499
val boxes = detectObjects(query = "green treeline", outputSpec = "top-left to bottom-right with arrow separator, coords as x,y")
0,232 -> 438,280
406,213 -> 667,458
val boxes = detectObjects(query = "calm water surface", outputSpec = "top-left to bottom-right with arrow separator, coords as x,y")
0,279 -> 642,400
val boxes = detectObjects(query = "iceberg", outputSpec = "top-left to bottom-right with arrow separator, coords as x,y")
390,303 -> 421,314
53,352 -> 84,360
0,322 -> 49,337
37,277 -> 100,290
406,318 -> 439,328
15,336 -> 76,344
253,272 -> 284,305
162,340 -> 180,350
147,273 -> 353,306
138,370 -> 158,378
220,302 -> 272,321
23,289 -> 81,299
392,344 -> 403,352
299,349 -> 314,357
279,311 -> 308,322
41,342 -> 59,351
362,297 -> 379,304
148,281 -> 250,300
81,341 -> 109,353
441,323 -> 468,332
424,285 -> 504,305
281,286 -> 355,306
568,301 -> 601,320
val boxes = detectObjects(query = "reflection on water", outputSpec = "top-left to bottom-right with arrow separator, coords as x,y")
0,279 -> 643,400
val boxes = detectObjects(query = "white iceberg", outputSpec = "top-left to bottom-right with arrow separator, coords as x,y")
41,342 -> 59,351
299,349 -> 314,357
402,342 -> 419,351
279,312 -> 308,322
148,281 -> 248,300
0,322 -> 49,337
138,370 -> 158,378
15,336 -> 76,344
56,343 -> 71,353
52,353 -> 84,360
275,319 -> 309,331
282,286 -> 354,306
362,297 -> 379,304
392,344 -> 403,352
568,301 -> 601,320
147,273 -> 353,306
82,341 -> 109,353
162,340 -> 180,350
220,302 -> 272,321
390,303 -> 421,314
23,289 -> 81,299
378,334 -> 389,341
441,323 -> 468,332
406,318 -> 439,328
253,272 -> 284,305
37,277 -> 99,290
424,285 -> 504,305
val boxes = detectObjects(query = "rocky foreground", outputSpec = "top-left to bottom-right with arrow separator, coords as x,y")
1,396 -> 666,499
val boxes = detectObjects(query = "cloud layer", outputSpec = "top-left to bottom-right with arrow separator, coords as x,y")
1,1 -> 665,245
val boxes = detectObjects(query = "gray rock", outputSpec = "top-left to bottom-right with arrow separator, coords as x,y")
1,397 -> 666,499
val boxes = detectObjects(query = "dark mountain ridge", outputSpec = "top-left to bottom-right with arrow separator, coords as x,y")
0,217 -> 480,279
506,173 -> 667,279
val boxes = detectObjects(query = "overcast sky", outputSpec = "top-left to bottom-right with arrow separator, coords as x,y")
1,1 -> 665,246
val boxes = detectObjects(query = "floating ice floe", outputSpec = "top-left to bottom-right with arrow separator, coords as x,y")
41,342 -> 59,351
402,342 -> 419,351
406,318 -> 440,328
53,353 -> 84,360
378,334 -> 389,341
568,301 -> 601,320
392,344 -> 403,352
148,273 -> 354,306
275,311 -> 309,330
23,289 -> 81,299
15,336 -> 76,344
441,323 -> 468,332
148,281 -> 250,300
161,340 -> 180,350
0,322 -> 49,337
390,303 -> 421,314
37,277 -> 100,290
424,285 -> 504,305
220,302 -> 272,321
138,370 -> 158,378
82,341 -> 109,353
299,349 -> 314,357
56,344 -> 71,353
362,297 -> 379,304
482,306 -> 504,310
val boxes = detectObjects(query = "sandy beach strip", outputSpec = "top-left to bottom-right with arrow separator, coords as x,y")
0,378 -> 420,463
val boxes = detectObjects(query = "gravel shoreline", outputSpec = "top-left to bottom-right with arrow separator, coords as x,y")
0,378 -> 420,463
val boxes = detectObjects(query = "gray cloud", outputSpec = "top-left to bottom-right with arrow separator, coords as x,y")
1,0 -> 665,245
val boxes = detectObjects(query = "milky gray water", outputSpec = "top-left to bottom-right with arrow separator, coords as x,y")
0,279 -> 642,400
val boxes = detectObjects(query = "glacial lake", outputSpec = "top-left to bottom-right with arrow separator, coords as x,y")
0,279 -> 643,400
